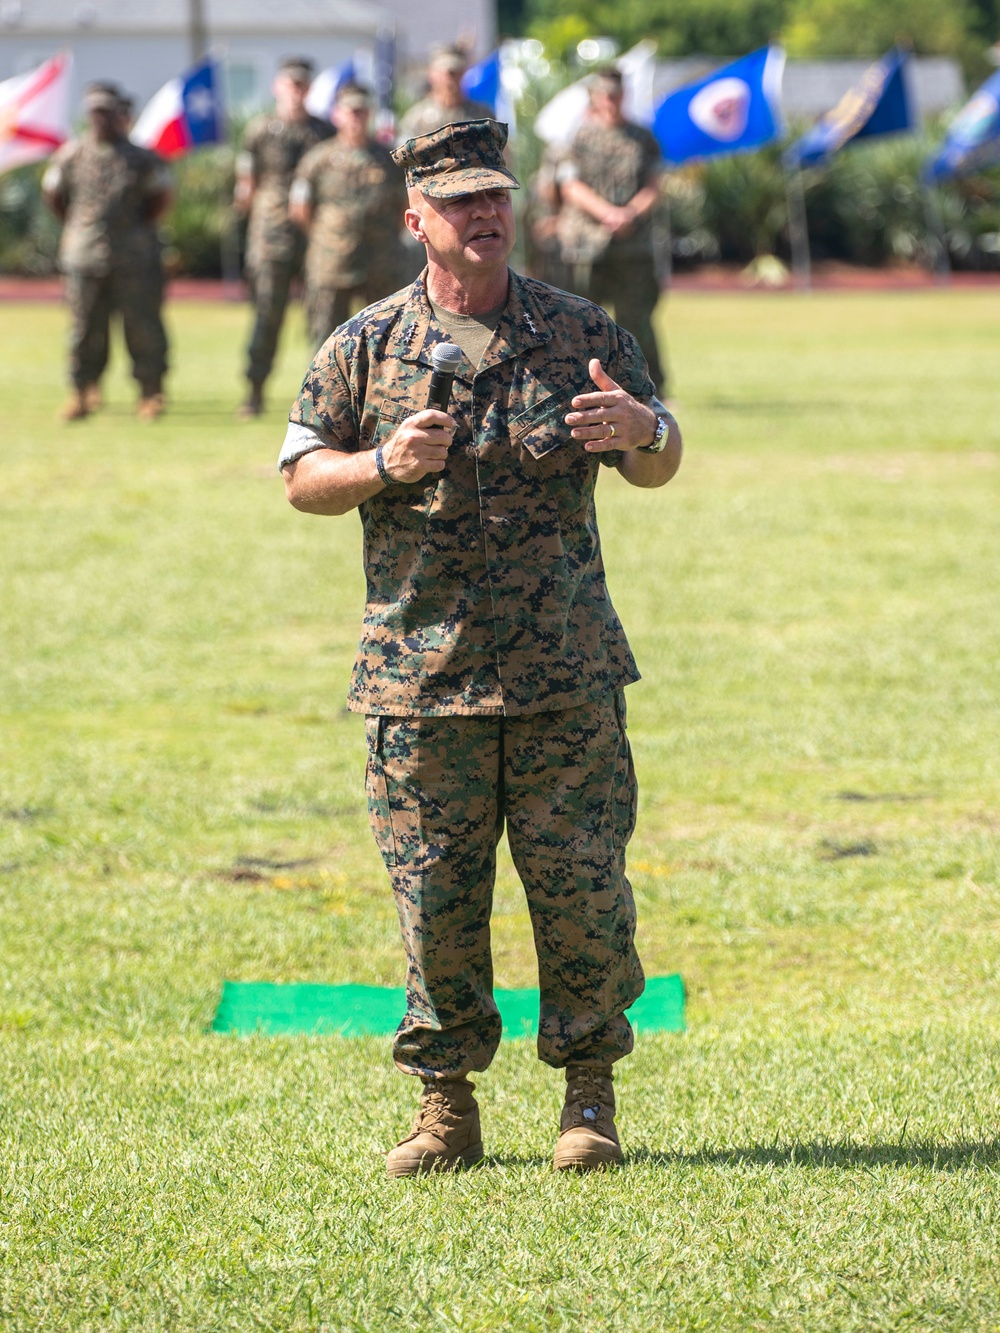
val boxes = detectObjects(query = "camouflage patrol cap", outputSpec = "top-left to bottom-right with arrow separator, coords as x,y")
335,83 -> 372,110
82,81 -> 122,113
588,66 -> 624,96
278,56 -> 314,85
429,45 -> 469,74
392,119 -> 520,198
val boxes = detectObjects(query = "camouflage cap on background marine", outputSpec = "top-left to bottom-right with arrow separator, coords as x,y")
429,45 -> 470,73
82,81 -> 122,112
587,66 -> 624,96
336,83 -> 372,110
392,119 -> 519,198
278,56 -> 315,85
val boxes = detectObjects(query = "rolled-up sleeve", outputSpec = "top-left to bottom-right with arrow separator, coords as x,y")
277,420 -> 337,471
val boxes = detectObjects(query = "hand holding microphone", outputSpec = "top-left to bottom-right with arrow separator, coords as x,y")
375,343 -> 462,486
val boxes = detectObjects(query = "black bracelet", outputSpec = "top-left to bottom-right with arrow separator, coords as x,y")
374,444 -> 392,486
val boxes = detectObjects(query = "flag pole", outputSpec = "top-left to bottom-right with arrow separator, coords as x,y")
920,180 -> 951,285
189,0 -> 208,64
784,155 -> 812,291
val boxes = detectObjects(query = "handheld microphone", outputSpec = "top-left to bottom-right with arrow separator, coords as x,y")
426,342 -> 462,413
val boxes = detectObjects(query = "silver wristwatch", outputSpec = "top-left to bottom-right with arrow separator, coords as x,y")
637,412 -> 670,454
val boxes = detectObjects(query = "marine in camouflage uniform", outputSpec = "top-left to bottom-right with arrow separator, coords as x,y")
42,81 -> 171,422
396,46 -> 493,286
397,44 -> 494,140
279,120 -> 681,1174
290,85 -> 407,349
236,57 -> 333,415
557,68 -> 668,395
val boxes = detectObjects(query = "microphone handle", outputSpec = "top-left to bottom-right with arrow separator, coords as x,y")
427,370 -> 455,413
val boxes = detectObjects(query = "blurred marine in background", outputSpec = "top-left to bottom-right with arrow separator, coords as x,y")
290,84 -> 407,350
235,57 -> 333,419
42,82 -> 171,422
557,67 -> 668,397
398,46 -> 493,140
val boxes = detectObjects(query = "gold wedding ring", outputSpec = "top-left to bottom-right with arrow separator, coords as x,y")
608,423 -> 616,439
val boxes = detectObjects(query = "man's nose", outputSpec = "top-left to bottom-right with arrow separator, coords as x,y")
470,192 -> 496,216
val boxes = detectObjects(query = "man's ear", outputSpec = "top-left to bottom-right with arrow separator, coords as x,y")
404,208 -> 426,244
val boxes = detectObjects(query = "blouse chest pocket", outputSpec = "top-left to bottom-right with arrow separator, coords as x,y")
366,400 -> 437,526
510,391 -> 574,461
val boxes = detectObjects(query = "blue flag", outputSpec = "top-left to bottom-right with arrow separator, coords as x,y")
925,69 -> 1000,182
462,50 -> 500,112
653,46 -> 784,165
788,48 -> 914,169
461,49 -> 514,129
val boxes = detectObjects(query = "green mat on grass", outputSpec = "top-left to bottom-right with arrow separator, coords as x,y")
211,974 -> 685,1038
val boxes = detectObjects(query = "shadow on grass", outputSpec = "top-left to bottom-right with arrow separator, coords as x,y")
628,1139 -> 1000,1172
482,1140 -> 1000,1172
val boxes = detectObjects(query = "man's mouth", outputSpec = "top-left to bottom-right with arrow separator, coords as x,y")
468,228 -> 501,242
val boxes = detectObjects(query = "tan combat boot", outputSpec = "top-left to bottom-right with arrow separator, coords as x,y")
83,383 -> 103,413
386,1077 -> 484,1178
553,1065 -> 623,1171
59,389 -> 88,422
236,381 -> 264,420
137,389 -> 165,421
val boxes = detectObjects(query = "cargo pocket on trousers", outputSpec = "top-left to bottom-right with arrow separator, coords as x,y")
365,715 -> 398,868
612,690 -> 638,851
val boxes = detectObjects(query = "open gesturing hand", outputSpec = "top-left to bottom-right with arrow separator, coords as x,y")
563,359 -> 657,452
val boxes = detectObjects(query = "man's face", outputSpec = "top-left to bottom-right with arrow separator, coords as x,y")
429,62 -> 465,106
88,107 -> 118,142
406,188 -> 515,275
590,85 -> 624,125
333,101 -> 369,141
273,74 -> 309,118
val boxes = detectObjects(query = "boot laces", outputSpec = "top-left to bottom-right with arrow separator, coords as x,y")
412,1084 -> 471,1136
564,1071 -> 615,1132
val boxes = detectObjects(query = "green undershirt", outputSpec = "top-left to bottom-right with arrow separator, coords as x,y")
428,297 -> 506,371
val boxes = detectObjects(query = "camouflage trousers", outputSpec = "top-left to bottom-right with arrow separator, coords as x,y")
570,253 -> 667,396
365,692 -> 644,1080
245,257 -> 299,386
65,267 -> 167,391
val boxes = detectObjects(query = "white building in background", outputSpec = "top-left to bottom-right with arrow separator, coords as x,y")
0,0 -> 498,115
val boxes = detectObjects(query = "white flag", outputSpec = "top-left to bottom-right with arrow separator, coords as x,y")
0,53 -> 73,176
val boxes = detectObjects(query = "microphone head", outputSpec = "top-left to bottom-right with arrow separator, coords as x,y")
431,342 -> 463,372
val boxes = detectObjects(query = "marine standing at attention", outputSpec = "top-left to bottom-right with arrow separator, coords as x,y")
42,81 -> 171,423
397,46 -> 494,141
557,66 -> 668,397
290,84 -> 407,350
278,121 -> 682,1176
235,56 -> 333,419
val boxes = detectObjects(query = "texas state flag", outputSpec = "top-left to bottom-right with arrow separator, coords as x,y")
131,57 -> 224,157
653,46 -> 785,165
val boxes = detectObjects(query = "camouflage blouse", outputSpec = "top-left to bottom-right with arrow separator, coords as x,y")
240,113 -> 333,267
285,270 -> 650,717
293,138 -> 406,290
43,134 -> 170,276
558,120 -> 663,263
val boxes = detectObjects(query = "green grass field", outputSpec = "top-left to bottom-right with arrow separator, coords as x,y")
2,290 -> 1000,1331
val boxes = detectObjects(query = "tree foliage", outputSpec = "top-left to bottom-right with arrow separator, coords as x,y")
526,0 -> 790,59
520,0 -> 995,65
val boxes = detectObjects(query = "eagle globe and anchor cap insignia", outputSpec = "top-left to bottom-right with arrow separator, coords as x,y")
391,117 -> 521,198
